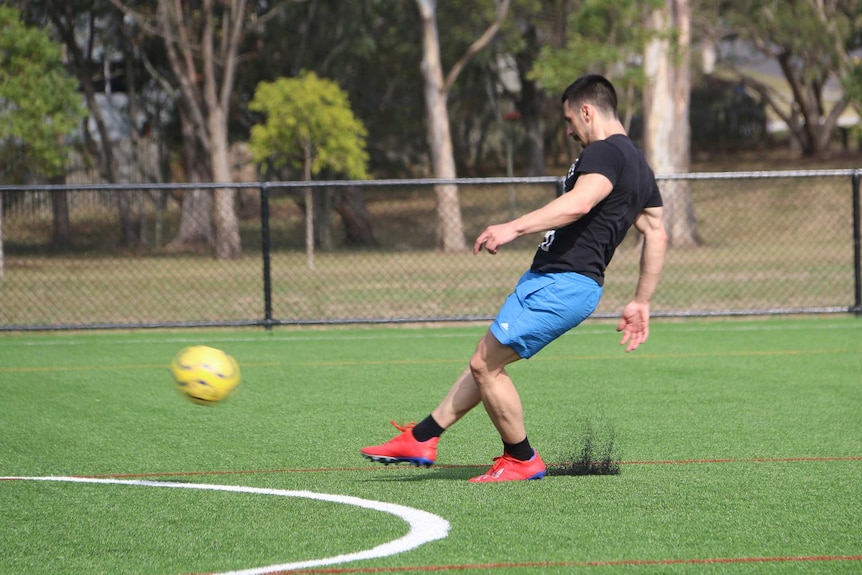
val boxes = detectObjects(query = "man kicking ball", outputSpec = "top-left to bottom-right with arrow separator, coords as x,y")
361,73 -> 667,482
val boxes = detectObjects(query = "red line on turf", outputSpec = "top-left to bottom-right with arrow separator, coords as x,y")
5,475 -> 859,574
83,467 -> 385,478
56,455 -> 860,479
618,456 -> 862,465
2,458 -> 855,481
249,555 -> 862,574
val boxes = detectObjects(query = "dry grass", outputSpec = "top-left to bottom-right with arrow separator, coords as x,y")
1,162 -> 859,328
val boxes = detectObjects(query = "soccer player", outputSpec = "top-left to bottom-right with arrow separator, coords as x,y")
361,74 -> 668,482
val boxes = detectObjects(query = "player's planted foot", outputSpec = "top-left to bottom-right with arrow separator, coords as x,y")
361,421 -> 438,467
469,450 -> 546,482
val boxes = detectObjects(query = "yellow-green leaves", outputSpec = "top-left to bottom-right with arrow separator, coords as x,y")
249,71 -> 369,180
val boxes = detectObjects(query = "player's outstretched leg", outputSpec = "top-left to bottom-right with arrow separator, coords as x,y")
361,420 -> 438,467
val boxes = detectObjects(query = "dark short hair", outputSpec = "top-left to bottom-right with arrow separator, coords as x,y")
560,74 -> 618,116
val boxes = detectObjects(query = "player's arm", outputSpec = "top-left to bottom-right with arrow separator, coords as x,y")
474,173 -> 613,255
617,206 -> 667,352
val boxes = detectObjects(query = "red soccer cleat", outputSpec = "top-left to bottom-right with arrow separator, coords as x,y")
469,450 -> 546,482
361,420 -> 438,467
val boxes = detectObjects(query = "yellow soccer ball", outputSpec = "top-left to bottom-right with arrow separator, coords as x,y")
170,346 -> 240,405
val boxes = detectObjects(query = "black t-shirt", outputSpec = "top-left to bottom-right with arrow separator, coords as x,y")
530,134 -> 662,286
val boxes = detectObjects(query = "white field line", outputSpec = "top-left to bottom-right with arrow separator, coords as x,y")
2,476 -> 450,574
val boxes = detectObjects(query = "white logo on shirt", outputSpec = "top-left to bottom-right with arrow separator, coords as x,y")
538,230 -> 555,252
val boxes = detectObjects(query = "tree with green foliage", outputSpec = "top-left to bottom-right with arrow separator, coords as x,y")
0,5 -> 86,278
0,6 -> 85,178
718,0 -> 861,157
249,71 -> 369,268
532,0 -> 662,134
15,0 -> 169,247
240,1 -> 423,178
249,72 -> 369,181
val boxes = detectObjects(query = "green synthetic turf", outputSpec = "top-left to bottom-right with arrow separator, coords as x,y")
1,317 -> 860,574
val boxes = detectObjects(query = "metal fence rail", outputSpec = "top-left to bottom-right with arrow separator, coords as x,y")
1,171 -> 860,331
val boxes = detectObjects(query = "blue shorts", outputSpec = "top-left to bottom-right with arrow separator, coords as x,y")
490,271 -> 602,359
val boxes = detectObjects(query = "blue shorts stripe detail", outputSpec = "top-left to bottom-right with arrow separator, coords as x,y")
490,271 -> 602,359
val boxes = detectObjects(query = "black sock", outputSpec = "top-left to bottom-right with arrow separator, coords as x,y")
503,437 -> 534,461
411,414 -> 445,442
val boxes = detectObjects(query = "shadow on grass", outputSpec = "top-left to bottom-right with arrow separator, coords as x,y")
362,464 -> 485,482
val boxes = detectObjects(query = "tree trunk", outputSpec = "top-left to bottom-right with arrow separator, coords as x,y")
173,188 -> 214,248
643,0 -> 699,247
333,186 -> 377,247
50,174 -> 72,248
303,148 -> 314,270
210,111 -> 241,259
315,189 -> 333,251
520,75 -> 546,177
776,52 -> 846,157
299,186 -> 377,249
170,106 -> 214,249
46,4 -> 136,246
515,21 -> 545,177
416,0 -> 467,252
232,143 -> 260,219
0,196 -> 4,280
156,0 -> 244,259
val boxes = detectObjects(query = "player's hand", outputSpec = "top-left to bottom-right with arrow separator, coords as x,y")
473,223 -> 517,255
617,301 -> 650,352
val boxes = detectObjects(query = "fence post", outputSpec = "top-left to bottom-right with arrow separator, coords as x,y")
555,177 -> 566,197
260,182 -> 274,330
853,171 -> 862,316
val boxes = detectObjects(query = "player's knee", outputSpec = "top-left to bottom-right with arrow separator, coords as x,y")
468,352 -> 489,384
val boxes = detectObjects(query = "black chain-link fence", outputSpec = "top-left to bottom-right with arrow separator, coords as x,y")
1,171 -> 860,331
